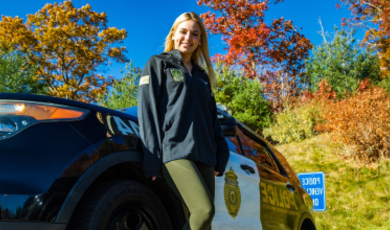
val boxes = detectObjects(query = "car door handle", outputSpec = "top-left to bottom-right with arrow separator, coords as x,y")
286,182 -> 295,190
240,164 -> 255,174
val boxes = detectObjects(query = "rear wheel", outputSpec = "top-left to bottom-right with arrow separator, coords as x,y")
301,219 -> 316,230
67,180 -> 172,230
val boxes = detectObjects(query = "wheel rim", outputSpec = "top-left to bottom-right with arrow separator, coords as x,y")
106,203 -> 159,230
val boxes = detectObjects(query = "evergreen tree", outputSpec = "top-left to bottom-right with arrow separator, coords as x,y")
305,27 -> 380,98
0,50 -> 48,94
98,61 -> 141,110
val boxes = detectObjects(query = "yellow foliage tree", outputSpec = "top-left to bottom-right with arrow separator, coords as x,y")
0,1 -> 128,102
338,0 -> 390,78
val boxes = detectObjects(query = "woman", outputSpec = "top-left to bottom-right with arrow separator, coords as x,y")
137,12 -> 230,230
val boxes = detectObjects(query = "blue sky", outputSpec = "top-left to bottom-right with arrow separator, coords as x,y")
1,0 -> 359,80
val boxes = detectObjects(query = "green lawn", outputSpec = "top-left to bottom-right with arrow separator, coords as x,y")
275,134 -> 390,230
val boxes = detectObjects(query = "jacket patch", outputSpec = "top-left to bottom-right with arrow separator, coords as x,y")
139,75 -> 150,85
170,68 -> 185,82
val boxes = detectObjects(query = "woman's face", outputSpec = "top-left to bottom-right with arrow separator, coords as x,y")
172,20 -> 201,57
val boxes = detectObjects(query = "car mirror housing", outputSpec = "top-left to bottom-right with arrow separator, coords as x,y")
218,113 -> 238,136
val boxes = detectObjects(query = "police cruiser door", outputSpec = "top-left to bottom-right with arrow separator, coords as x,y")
238,128 -> 299,229
212,136 -> 262,230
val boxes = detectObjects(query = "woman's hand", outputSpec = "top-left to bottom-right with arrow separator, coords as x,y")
214,171 -> 219,176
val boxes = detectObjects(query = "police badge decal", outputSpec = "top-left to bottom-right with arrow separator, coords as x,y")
224,167 -> 241,218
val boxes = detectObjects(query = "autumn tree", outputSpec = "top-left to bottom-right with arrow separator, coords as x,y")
337,0 -> 390,78
0,1 -> 128,102
0,49 -> 48,94
97,61 -> 141,110
198,0 -> 313,110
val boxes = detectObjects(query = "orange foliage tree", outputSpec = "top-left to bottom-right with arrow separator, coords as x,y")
0,1 -> 128,102
337,0 -> 390,78
198,0 -> 313,110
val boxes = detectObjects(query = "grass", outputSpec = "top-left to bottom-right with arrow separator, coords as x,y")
275,134 -> 390,230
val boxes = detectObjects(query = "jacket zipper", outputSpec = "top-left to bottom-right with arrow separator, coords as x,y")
166,60 -> 202,162
193,72 -> 201,162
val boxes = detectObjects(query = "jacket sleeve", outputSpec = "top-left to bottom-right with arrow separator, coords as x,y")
137,57 -> 163,177
209,91 -> 230,176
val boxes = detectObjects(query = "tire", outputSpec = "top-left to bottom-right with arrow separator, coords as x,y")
67,180 -> 172,230
300,219 -> 316,230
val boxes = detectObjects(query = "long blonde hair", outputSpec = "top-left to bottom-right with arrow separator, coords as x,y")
165,12 -> 216,89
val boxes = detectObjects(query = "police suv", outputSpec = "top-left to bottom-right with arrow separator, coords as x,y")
0,93 -> 316,230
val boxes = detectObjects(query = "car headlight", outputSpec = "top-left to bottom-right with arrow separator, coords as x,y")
0,100 -> 89,140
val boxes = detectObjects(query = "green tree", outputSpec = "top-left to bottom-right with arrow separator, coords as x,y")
0,49 -> 48,94
214,62 -> 272,133
305,26 -> 380,98
98,61 -> 141,110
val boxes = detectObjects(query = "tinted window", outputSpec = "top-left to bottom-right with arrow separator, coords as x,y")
238,129 -> 277,171
225,136 -> 242,154
269,145 -> 300,183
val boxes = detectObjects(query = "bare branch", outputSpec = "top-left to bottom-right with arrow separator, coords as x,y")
361,1 -> 383,14
318,18 -> 328,44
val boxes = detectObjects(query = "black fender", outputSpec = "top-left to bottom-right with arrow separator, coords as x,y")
55,151 -> 142,224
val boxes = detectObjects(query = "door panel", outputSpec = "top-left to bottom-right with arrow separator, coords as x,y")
259,165 -> 299,229
271,148 -> 309,229
213,150 -> 262,230
237,128 -> 300,230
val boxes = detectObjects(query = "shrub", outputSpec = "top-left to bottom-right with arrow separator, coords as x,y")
263,103 -> 321,144
317,83 -> 390,164
214,63 -> 272,133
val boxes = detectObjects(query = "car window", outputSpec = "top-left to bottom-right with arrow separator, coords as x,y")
225,136 -> 242,154
268,145 -> 301,183
238,129 -> 278,172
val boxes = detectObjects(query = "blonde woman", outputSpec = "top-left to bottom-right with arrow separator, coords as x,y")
137,12 -> 229,230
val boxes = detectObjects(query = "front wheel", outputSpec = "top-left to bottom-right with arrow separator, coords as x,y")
67,180 -> 172,230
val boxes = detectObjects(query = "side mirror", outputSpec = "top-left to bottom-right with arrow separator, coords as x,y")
218,113 -> 238,136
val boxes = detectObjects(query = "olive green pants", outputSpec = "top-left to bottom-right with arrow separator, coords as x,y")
162,159 -> 215,230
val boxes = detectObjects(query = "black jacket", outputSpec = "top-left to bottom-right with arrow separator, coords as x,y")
137,49 -> 230,177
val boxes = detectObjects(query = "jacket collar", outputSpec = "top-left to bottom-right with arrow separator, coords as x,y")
168,49 -> 204,71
